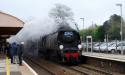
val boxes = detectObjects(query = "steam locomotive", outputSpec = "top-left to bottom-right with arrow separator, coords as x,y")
38,26 -> 82,63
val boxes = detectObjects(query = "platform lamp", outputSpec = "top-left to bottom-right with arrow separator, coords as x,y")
80,18 -> 84,42
80,18 -> 85,51
116,3 -> 123,54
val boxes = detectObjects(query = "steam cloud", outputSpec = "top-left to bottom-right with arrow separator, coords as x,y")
8,17 -> 77,44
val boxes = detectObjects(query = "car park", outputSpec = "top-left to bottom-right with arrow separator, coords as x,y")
93,42 -> 102,52
108,41 -> 125,53
116,42 -> 125,53
99,42 -> 108,52
94,42 -> 117,53
108,43 -> 117,53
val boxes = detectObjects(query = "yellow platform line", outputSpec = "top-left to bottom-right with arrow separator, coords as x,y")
6,56 -> 10,75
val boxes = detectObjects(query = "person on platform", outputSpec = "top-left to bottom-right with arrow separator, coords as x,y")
11,42 -> 18,64
6,42 -> 11,58
17,42 -> 24,66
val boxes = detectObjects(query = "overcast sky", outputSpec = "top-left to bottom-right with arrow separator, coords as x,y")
0,0 -> 124,29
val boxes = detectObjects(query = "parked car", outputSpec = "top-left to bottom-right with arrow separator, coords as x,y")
99,42 -> 116,52
93,42 -> 102,52
99,43 -> 108,52
108,43 -> 118,53
108,41 -> 125,53
116,42 -> 125,53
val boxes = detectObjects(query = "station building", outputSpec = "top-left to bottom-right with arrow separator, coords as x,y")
0,12 -> 24,45
0,12 -> 34,75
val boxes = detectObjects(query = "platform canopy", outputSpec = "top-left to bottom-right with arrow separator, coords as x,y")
0,12 -> 24,39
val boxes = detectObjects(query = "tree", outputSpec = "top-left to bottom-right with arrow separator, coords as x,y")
49,4 -> 74,26
92,26 -> 100,41
79,14 -> 125,42
98,14 -> 125,41
96,26 -> 105,41
102,21 -> 110,34
106,14 -> 122,40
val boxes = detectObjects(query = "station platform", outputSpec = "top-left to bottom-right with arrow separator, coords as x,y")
0,54 -> 37,75
82,52 -> 125,62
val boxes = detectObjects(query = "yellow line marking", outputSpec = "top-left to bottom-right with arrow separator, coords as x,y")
6,56 -> 10,75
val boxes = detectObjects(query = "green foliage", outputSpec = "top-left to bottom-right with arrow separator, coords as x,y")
107,14 -> 122,40
80,14 -> 125,42
79,25 -> 100,41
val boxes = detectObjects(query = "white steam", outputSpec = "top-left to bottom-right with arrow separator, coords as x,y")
8,17 -> 57,43
8,17 -> 77,44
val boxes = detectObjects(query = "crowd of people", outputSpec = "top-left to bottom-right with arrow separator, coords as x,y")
0,42 -> 24,66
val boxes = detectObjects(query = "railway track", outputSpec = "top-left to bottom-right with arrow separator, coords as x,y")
24,56 -> 82,75
66,64 -> 124,75
67,65 -> 110,75
24,57 -> 53,75
24,56 -> 124,75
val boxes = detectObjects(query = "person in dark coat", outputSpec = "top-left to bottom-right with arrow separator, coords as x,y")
17,42 -> 24,65
6,42 -> 11,58
11,42 -> 18,64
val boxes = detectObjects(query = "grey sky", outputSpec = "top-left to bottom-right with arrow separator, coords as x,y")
0,0 -> 124,29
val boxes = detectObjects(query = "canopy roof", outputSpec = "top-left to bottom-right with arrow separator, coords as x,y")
0,12 -> 24,39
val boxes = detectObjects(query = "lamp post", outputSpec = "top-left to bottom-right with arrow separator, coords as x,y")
80,18 -> 85,51
80,18 -> 84,42
116,3 -> 123,54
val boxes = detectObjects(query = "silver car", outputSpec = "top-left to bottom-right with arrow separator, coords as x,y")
93,42 -> 102,52
108,42 -> 125,53
100,42 -> 116,52
116,42 -> 125,53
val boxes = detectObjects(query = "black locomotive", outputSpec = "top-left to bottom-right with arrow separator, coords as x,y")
38,26 -> 82,63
